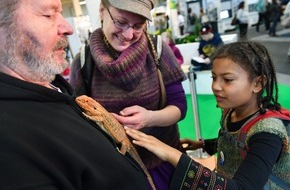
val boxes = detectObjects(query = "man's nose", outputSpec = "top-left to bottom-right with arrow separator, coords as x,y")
59,15 -> 73,36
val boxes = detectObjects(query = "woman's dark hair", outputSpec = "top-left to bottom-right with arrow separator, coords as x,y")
212,41 -> 281,113
238,1 -> 245,9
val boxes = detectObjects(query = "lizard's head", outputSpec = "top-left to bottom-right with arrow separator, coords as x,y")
75,95 -> 101,115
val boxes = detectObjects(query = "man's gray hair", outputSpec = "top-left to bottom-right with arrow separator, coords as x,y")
0,0 -> 20,28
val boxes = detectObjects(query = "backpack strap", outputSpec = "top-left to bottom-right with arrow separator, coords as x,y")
150,34 -> 162,61
156,35 -> 162,60
155,35 -> 166,109
147,34 -> 166,109
80,44 -> 94,96
269,174 -> 290,189
80,44 -> 86,68
239,109 -> 290,158
219,109 -> 247,150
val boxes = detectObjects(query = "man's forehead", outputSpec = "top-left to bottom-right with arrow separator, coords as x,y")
20,0 -> 62,12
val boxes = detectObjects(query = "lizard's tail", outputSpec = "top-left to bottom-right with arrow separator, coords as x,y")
129,148 -> 156,190
146,171 -> 156,190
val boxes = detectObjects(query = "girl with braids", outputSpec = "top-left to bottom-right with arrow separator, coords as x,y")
125,41 -> 289,189
70,0 -> 187,189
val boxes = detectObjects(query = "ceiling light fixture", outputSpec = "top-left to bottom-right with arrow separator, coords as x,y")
79,1 -> 86,5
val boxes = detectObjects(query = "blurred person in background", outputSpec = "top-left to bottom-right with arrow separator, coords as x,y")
269,0 -> 281,37
237,1 -> 249,40
178,11 -> 185,35
191,24 -> 223,71
255,0 -> 270,32
161,31 -> 184,66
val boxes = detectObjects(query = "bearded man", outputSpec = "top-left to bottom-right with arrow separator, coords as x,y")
0,0 -> 150,189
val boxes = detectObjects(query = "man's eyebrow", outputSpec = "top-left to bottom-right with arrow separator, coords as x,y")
41,2 -> 61,13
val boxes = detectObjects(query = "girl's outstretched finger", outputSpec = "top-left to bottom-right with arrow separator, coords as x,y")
125,127 -> 171,160
125,127 -> 151,148
125,127 -> 143,138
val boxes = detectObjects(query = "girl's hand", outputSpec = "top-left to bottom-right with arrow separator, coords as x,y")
180,139 -> 203,151
125,127 -> 182,167
112,106 -> 153,130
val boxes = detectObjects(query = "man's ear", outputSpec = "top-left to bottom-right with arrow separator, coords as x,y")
99,3 -> 105,21
253,75 -> 267,93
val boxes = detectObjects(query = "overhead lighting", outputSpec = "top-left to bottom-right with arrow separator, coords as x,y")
79,1 -> 86,5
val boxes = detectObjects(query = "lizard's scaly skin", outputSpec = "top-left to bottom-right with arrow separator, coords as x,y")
76,95 -> 156,190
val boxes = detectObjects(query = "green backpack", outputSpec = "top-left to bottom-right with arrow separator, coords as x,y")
221,109 -> 290,189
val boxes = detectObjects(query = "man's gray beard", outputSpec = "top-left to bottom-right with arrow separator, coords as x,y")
1,25 -> 69,83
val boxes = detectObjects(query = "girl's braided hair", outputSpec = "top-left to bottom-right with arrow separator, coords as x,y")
212,41 -> 281,113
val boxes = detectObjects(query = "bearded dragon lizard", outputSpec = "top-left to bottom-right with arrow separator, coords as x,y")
75,95 -> 156,190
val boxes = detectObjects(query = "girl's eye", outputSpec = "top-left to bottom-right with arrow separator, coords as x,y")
224,78 -> 234,83
44,15 -> 51,18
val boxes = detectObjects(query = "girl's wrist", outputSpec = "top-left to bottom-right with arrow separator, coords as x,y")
167,148 -> 183,167
199,138 -> 205,152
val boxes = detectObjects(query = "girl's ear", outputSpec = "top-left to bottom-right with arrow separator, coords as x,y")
253,75 -> 267,93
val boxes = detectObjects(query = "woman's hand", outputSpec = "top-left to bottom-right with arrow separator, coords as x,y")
111,105 -> 153,130
125,127 -> 182,167
112,105 -> 181,129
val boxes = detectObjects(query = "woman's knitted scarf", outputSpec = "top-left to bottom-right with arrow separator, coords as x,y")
89,29 -> 148,91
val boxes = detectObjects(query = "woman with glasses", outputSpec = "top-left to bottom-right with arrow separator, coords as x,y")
70,0 -> 187,189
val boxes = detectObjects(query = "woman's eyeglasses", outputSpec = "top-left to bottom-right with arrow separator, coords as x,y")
107,8 -> 145,33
